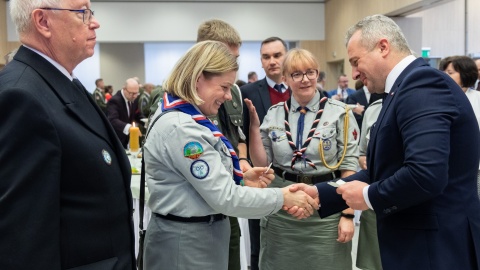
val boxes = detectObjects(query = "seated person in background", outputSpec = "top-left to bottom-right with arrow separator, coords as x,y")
107,78 -> 144,149
327,74 -> 356,102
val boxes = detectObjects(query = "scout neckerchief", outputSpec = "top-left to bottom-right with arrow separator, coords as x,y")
161,92 -> 244,185
284,94 -> 328,171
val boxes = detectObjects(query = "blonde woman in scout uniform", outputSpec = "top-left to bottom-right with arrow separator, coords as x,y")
143,41 -> 319,270
246,48 -> 360,270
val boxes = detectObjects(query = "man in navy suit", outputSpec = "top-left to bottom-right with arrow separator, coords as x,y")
240,36 -> 289,270
290,14 -> 480,270
327,74 -> 356,102
107,78 -> 144,149
0,1 -> 135,269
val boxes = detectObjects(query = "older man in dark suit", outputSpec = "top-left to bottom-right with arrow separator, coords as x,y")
290,14 -> 480,270
107,78 -> 143,149
0,1 -> 135,269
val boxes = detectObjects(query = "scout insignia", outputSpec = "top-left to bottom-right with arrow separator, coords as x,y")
213,119 -> 219,125
323,122 -> 329,126
184,141 -> 204,160
322,139 -> 331,151
271,131 -> 278,142
352,129 -> 358,140
191,160 -> 209,179
102,149 -> 112,165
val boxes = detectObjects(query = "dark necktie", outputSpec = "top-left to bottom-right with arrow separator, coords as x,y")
476,82 -> 480,91
296,106 -> 308,149
128,101 -> 133,119
72,78 -> 84,92
274,84 -> 283,93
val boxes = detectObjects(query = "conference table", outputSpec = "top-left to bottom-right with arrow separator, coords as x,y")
129,154 -> 251,269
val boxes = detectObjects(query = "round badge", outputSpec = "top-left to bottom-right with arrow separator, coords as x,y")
190,160 -> 209,179
184,141 -> 204,160
102,149 -> 112,165
322,139 -> 332,151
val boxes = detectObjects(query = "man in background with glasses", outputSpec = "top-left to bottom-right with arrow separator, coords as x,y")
107,78 -> 144,149
0,1 -> 136,269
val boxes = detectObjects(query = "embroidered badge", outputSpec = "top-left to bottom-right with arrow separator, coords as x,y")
102,149 -> 112,165
190,160 -> 209,179
271,131 -> 278,142
184,142 -> 204,160
352,129 -> 358,140
322,139 -> 332,151
323,122 -> 329,126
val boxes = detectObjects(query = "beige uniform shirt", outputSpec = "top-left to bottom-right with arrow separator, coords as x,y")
260,91 -> 359,175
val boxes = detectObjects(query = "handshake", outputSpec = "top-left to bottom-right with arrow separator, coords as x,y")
281,183 -> 320,220
243,166 -> 320,220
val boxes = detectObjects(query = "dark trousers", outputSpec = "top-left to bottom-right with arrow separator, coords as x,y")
248,219 -> 260,270
228,216 -> 241,270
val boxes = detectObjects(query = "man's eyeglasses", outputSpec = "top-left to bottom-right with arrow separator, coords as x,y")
291,69 -> 318,82
124,89 -> 139,97
40,8 -> 94,25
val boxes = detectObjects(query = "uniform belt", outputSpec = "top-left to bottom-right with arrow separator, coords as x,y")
155,213 -> 227,223
273,166 -> 340,185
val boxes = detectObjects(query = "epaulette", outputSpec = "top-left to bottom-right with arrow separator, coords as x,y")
326,98 -> 348,109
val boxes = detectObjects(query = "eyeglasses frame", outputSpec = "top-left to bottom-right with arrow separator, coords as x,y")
40,7 -> 94,25
290,69 -> 319,82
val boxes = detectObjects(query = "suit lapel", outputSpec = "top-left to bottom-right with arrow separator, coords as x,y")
15,46 -> 114,148
258,78 -> 272,119
367,57 -> 428,180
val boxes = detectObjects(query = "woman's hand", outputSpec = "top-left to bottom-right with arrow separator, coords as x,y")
243,166 -> 275,188
244,98 -> 261,129
337,213 -> 355,243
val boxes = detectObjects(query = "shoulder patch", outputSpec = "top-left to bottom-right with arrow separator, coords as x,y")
190,159 -> 209,179
184,141 -> 204,159
268,102 -> 285,112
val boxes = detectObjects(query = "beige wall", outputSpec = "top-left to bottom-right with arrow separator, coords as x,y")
298,40 -> 327,75
1,2 -> 21,67
323,0 -> 454,90
99,43 -> 145,92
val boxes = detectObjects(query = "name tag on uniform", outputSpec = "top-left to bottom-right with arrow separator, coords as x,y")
327,179 -> 346,188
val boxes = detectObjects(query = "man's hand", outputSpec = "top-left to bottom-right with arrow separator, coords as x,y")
282,184 -> 319,219
243,166 -> 274,188
336,180 -> 369,210
352,103 -> 365,115
281,186 -> 319,219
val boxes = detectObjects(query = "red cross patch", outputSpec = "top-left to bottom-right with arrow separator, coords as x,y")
352,129 -> 358,140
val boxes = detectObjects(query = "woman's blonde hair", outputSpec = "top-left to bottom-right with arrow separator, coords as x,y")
282,48 -> 319,77
164,41 -> 239,105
